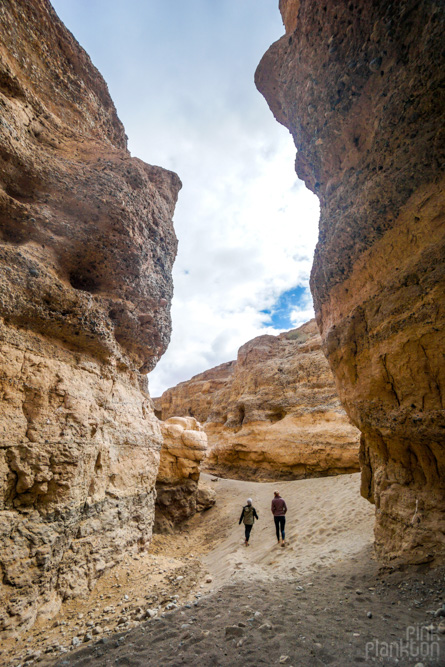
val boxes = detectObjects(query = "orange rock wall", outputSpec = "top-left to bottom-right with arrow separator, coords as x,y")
256,0 -> 445,562
156,321 -> 360,480
0,0 -> 180,632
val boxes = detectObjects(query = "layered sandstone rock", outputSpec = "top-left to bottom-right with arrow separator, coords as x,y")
256,0 -> 445,562
0,0 -> 180,633
155,321 -> 360,480
154,417 -> 215,533
153,361 -> 236,423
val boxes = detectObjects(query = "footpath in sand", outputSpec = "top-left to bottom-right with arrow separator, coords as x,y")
4,474 -> 444,667
201,473 -> 375,586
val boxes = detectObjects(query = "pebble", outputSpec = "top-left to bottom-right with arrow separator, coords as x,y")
369,56 -> 383,72
205,576 -> 213,583
295,586 -> 304,592
83,633 -> 93,643
434,607 -> 445,617
367,611 -> 373,618
259,622 -> 273,632
279,657 -> 290,664
92,626 -> 102,635
254,611 -> 262,618
71,637 -> 81,647
356,590 -> 363,595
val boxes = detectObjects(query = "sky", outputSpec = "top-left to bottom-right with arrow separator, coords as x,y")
51,0 -> 320,396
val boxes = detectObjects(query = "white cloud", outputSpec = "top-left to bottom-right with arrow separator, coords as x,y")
50,0 -> 321,397
148,134 -> 319,396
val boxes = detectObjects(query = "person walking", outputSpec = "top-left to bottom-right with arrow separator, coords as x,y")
239,498 -> 259,546
271,490 -> 287,547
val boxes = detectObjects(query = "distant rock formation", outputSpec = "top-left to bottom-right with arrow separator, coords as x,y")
256,0 -> 445,562
155,321 -> 360,480
154,417 -> 215,533
0,0 -> 180,633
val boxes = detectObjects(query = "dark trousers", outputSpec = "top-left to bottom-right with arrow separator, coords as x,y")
244,524 -> 253,542
274,515 -> 286,540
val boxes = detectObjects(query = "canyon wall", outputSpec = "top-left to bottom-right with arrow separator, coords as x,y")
256,0 -> 445,562
154,417 -> 215,533
0,0 -> 181,633
155,321 -> 360,480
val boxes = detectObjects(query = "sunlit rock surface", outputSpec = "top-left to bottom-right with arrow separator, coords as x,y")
256,0 -> 445,562
0,0 -> 180,632
155,321 -> 360,481
154,417 -> 215,533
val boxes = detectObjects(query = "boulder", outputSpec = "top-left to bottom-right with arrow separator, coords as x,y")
154,417 -> 213,532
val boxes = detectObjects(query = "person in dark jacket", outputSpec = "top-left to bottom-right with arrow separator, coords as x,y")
239,498 -> 259,546
271,490 -> 287,546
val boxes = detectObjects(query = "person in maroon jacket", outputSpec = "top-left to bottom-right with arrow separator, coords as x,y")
271,490 -> 287,547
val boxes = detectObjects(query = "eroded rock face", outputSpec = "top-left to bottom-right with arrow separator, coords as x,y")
153,361 -> 236,424
256,1 -> 445,562
0,0 -> 180,632
154,417 -> 215,533
155,321 -> 360,481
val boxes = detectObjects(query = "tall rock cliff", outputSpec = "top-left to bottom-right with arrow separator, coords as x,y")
0,0 -> 181,633
155,321 -> 360,480
256,0 -> 445,562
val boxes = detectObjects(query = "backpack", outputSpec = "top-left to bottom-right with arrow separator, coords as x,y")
243,505 -> 255,525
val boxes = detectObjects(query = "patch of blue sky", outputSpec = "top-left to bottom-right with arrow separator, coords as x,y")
261,285 -> 308,330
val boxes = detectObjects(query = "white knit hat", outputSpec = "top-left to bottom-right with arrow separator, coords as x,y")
247,498 -> 252,504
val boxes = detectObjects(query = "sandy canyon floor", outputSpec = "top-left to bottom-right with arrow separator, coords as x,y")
3,473 -> 444,667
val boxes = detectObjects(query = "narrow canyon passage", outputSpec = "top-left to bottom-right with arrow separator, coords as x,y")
1,0 -> 444,664
5,474 -> 444,666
